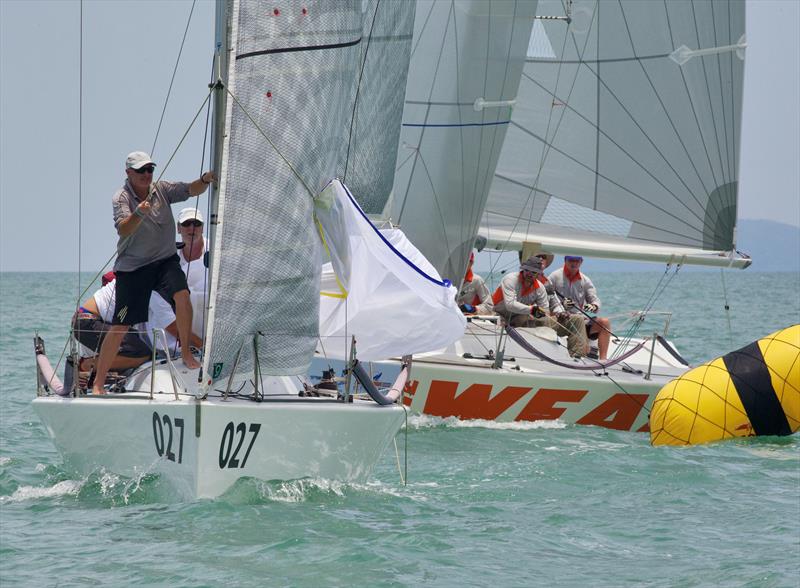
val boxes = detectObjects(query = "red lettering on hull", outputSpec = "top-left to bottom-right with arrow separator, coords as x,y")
423,380 -> 532,420
412,378 -> 651,431
576,394 -> 649,430
514,388 -> 588,422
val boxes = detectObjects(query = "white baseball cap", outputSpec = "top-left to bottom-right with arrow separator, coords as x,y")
177,207 -> 205,225
125,151 -> 156,170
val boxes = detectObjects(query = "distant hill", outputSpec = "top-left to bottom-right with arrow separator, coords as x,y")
735,219 -> 800,272
473,219 -> 800,274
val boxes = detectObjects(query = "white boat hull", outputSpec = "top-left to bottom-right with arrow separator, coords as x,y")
33,366 -> 405,499
314,321 -> 688,432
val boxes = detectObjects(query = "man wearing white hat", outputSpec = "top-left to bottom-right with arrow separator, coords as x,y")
91,151 -> 215,395
176,206 -> 207,295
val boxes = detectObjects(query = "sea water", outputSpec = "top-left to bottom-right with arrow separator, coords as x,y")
1,271 -> 798,587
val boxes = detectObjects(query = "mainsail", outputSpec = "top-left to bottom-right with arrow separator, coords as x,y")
388,0 -> 539,283
204,0 -> 366,380
480,0 -> 750,267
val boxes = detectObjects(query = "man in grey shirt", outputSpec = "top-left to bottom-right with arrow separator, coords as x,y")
91,151 -> 214,394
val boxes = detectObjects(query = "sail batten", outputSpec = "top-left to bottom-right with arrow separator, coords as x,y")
480,0 -> 747,265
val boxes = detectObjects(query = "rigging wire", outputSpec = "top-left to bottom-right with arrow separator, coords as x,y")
172,54 -> 215,371
720,268 -> 734,348
76,0 -> 83,309
343,0 -> 381,183
151,0 -> 197,158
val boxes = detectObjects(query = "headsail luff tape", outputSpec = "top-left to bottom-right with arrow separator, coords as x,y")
650,325 -> 800,446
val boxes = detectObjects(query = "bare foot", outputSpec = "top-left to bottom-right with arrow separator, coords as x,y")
183,355 -> 201,369
92,386 -> 106,395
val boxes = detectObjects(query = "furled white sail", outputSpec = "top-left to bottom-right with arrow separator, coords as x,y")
388,0 -> 538,284
480,0 -> 750,268
204,0 -> 365,380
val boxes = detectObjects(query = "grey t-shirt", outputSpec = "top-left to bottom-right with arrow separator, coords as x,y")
112,179 -> 191,271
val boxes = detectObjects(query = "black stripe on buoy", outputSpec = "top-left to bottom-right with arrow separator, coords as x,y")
722,341 -> 791,436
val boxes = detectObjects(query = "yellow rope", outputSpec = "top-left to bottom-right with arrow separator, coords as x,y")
314,216 -> 348,299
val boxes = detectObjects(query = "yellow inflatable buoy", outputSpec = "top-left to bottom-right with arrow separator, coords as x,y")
650,325 -> 800,446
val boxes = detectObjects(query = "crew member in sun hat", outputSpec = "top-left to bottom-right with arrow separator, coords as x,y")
489,256 -> 549,327
549,255 -> 611,360
90,151 -> 216,395
531,250 -> 588,357
176,207 -> 208,293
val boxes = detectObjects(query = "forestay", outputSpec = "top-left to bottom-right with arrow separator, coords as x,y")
480,0 -> 750,267
204,1 -> 364,380
388,0 -> 538,284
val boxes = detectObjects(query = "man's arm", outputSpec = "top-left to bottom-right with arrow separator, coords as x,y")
583,276 -> 601,311
187,172 -> 216,197
116,201 -> 151,237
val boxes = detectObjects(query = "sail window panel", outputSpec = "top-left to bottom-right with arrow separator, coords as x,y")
540,197 -> 632,238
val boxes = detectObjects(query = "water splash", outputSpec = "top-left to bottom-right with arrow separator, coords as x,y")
407,413 -> 568,430
1,480 -> 83,503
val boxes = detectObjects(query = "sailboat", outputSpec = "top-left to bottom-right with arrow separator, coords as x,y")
312,0 -> 751,432
32,0 -> 465,499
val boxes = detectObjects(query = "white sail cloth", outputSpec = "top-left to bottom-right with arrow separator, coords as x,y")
315,180 -> 465,361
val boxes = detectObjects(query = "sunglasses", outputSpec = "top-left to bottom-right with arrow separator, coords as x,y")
181,220 -> 203,228
133,165 -> 155,174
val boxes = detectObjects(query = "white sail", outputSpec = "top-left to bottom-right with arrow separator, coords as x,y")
204,0 -> 365,380
388,0 -> 538,283
342,0 -> 416,214
315,180 -> 465,361
480,0 -> 750,268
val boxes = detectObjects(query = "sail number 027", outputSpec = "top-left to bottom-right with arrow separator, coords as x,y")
152,412 -> 184,464
218,422 -> 261,469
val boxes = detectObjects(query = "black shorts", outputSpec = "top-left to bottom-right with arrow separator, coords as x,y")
585,322 -> 600,340
112,254 -> 188,325
72,313 -> 152,357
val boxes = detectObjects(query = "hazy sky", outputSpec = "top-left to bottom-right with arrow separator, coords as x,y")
1,0 -> 798,273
